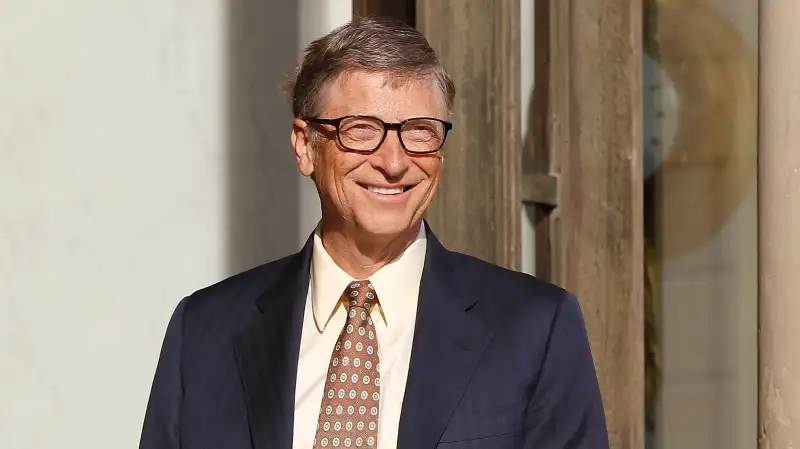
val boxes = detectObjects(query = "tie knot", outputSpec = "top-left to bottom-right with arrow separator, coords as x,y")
343,280 -> 378,311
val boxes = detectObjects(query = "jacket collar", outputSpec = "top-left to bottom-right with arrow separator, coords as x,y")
235,224 -> 492,449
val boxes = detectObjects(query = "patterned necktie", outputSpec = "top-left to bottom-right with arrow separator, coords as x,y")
313,280 -> 381,449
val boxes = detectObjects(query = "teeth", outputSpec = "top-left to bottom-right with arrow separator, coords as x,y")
368,186 -> 404,195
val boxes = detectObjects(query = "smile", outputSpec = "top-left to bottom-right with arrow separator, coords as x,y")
367,186 -> 406,195
358,183 -> 416,201
359,183 -> 415,193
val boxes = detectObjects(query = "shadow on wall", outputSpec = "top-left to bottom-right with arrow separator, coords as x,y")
227,0 -> 301,274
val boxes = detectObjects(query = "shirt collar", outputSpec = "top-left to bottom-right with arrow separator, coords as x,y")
310,223 -> 427,331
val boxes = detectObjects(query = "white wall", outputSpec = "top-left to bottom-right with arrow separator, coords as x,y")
0,1 -> 350,448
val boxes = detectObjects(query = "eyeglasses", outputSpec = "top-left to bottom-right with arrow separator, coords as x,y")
303,115 -> 452,154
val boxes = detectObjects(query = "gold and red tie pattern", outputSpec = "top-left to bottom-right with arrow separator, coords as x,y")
313,280 -> 381,448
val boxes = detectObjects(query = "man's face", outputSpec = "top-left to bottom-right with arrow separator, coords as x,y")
292,71 -> 445,239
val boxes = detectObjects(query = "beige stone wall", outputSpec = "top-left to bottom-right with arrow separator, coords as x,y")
758,2 -> 800,447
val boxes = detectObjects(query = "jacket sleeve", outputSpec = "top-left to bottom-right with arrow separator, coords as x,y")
139,297 -> 188,449
523,293 -> 610,449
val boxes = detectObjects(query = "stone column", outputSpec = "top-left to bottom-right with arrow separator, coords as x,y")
758,2 -> 800,447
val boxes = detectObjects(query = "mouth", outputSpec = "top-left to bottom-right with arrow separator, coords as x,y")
358,183 -> 417,200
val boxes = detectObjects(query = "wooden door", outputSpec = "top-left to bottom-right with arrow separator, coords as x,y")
528,0 -> 645,447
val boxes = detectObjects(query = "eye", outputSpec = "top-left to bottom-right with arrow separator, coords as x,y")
407,124 -> 433,133
402,120 -> 441,142
350,122 -> 381,131
339,118 -> 382,139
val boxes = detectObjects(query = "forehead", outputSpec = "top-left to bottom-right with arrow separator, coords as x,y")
319,71 -> 445,120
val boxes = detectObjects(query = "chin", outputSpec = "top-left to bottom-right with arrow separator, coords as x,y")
356,213 -> 418,238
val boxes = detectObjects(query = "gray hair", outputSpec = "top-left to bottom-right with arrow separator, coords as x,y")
287,17 -> 455,118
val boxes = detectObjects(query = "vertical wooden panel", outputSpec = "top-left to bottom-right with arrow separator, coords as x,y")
416,0 -> 521,270
534,0 -> 644,447
531,0 -> 568,282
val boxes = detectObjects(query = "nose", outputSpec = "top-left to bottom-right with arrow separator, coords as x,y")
369,130 -> 409,180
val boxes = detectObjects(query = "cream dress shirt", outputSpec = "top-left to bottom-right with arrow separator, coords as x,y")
292,225 -> 426,449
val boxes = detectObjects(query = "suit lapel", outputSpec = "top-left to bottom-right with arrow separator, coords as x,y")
234,236 -> 313,449
397,230 -> 494,449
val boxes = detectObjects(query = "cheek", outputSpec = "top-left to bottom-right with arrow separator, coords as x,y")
313,151 -> 340,197
314,146 -> 341,180
419,158 -> 444,181
325,155 -> 364,195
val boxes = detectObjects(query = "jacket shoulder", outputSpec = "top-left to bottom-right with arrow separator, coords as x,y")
178,252 -> 299,333
194,254 -> 294,302
447,250 -> 570,299
442,249 -> 574,323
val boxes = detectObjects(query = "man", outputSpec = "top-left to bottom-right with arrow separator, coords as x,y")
140,17 -> 608,449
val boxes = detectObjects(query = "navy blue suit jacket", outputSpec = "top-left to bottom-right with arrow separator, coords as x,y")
140,229 -> 608,448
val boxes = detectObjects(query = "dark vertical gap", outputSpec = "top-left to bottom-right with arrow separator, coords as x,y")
643,1 -> 663,447
227,0 -> 300,275
353,0 -> 415,26
756,0 -> 763,446
532,0 -> 553,282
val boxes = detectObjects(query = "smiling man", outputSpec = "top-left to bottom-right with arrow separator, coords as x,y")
140,17 -> 608,449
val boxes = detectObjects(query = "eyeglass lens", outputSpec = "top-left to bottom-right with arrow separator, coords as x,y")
338,116 -> 445,153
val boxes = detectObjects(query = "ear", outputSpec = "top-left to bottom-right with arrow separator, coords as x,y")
291,118 -> 315,177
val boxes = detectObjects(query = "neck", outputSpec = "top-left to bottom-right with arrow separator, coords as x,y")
320,219 -> 421,280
